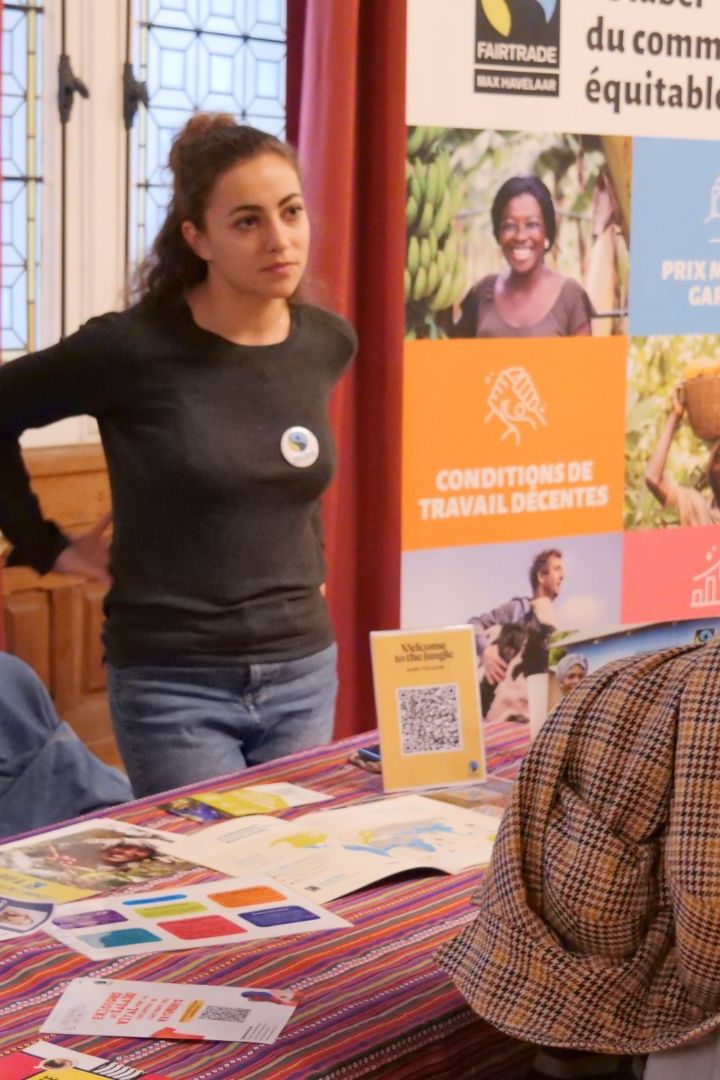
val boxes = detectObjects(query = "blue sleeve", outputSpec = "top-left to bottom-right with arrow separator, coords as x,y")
469,598 -> 529,656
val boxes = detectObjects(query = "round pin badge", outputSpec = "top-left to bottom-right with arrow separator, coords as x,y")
280,426 -> 319,468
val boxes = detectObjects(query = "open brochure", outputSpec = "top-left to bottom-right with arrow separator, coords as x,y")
0,820 -> 196,903
166,795 -> 499,903
42,976 -> 296,1044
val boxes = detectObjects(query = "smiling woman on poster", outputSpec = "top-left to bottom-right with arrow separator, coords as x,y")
453,176 -> 594,339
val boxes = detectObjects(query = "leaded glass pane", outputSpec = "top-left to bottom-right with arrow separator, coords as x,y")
244,38 -> 285,123
1,2 -> 42,359
130,0 -> 286,264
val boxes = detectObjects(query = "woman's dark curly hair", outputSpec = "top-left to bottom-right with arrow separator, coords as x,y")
490,175 -> 557,249
133,113 -> 300,305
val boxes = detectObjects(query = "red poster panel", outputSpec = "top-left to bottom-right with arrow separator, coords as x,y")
623,526 -> 720,624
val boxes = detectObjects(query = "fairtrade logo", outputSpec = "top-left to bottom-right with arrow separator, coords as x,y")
484,366 -> 547,446
475,0 -> 561,95
481,0 -> 511,37
480,0 -> 557,38
280,425 -> 319,468
288,430 -> 308,452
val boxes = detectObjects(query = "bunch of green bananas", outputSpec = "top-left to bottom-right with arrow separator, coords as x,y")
405,127 -> 466,319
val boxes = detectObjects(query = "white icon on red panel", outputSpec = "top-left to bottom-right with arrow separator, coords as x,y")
690,545 -> 720,609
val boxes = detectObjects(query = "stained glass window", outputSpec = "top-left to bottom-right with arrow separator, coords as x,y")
129,0 -> 287,261
1,2 -> 43,360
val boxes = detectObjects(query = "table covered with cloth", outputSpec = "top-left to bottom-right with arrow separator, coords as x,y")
0,720 -> 534,1079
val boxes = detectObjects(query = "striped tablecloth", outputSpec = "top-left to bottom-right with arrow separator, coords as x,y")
0,720 -> 534,1079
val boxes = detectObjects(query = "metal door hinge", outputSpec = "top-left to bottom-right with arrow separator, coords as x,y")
123,62 -> 149,130
58,53 -> 90,124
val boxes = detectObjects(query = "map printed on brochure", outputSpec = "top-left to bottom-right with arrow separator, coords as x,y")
0,820 -> 196,904
1,1039 -> 171,1078
45,875 -> 350,960
161,782 -> 331,822
168,795 -> 500,903
41,977 -> 296,1044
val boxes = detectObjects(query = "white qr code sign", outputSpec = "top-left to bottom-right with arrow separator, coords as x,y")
397,683 -> 462,755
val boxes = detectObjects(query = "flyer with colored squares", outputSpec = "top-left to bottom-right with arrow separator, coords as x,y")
45,875 -> 350,961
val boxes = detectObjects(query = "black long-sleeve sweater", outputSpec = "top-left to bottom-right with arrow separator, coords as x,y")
0,299 -> 356,666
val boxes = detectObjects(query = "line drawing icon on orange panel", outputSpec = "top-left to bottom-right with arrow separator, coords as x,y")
484,366 -> 547,445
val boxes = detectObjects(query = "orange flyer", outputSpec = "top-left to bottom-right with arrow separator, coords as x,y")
370,625 -> 486,792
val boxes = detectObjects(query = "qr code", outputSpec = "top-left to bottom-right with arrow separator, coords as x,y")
200,1005 -> 251,1023
396,683 -> 461,754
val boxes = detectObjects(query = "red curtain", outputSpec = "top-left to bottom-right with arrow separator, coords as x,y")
0,0 -> 6,648
290,1 -> 406,737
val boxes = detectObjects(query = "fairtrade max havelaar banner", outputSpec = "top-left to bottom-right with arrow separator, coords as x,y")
401,0 -> 720,735
408,0 -> 720,141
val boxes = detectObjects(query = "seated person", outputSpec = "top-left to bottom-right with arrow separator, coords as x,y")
438,635 -> 720,1079
0,652 -> 132,839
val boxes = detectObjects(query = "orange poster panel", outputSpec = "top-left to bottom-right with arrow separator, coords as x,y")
402,337 -> 626,551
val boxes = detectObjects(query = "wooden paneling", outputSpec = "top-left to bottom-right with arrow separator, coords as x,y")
2,445 -> 122,769
21,444 -> 111,531
4,590 -> 50,686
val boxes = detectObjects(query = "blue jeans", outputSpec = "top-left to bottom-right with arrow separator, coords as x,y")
0,652 -> 133,838
106,643 -> 338,797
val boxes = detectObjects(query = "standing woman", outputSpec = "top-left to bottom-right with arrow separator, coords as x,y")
0,114 -> 357,796
453,175 -> 594,339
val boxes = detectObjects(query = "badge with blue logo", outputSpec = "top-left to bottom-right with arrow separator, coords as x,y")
280,426 -> 319,468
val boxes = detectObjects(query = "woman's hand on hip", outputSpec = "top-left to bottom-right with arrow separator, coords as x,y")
52,510 -> 113,586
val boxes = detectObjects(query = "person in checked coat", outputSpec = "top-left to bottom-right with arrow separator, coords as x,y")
438,635 -> 720,1079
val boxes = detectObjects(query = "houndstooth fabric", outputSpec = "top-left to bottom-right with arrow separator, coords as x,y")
437,638 -> 720,1055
